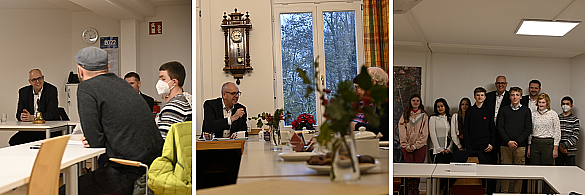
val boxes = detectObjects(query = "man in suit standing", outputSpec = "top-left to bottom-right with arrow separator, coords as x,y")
485,75 -> 511,194
124,72 -> 155,111
9,69 -> 60,146
520,79 -> 541,112
203,82 -> 247,138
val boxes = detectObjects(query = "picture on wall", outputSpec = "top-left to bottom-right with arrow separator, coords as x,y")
393,66 -> 422,162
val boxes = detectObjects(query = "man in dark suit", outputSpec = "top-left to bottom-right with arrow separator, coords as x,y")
484,75 -> 511,193
124,72 -> 155,111
520,79 -> 541,113
203,82 -> 247,138
9,69 -> 60,146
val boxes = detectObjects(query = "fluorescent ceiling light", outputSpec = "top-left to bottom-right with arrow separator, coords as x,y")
516,19 -> 580,36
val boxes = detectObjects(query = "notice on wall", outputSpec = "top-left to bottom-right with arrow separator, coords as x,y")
100,37 -> 119,76
149,21 -> 163,35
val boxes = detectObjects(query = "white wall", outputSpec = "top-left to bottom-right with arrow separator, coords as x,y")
570,53 -> 585,168
0,9 -> 72,147
139,5 -> 192,102
197,0 -> 275,135
0,5 -> 191,148
395,51 -> 571,114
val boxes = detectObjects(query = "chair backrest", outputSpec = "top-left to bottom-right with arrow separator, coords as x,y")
27,135 -> 71,195
58,107 -> 69,121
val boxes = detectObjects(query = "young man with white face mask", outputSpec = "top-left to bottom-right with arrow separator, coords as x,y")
156,61 -> 192,139
557,96 -> 580,166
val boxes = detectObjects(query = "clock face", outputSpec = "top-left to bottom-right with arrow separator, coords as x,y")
231,30 -> 242,42
82,28 -> 99,44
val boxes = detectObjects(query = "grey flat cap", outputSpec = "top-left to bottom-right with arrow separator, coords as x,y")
75,46 -> 108,71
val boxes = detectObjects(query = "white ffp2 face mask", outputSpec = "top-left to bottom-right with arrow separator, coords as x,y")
156,80 -> 174,96
562,105 -> 572,112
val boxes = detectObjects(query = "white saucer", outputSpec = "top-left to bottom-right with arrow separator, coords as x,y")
305,160 -> 378,173
278,152 -> 316,161
235,137 -> 248,140
216,138 -> 230,141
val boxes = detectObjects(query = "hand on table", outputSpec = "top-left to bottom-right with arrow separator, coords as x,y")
81,135 -> 90,148
230,108 -> 246,122
20,109 -> 33,122
228,132 -> 237,139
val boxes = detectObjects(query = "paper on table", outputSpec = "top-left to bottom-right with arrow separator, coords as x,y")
67,140 -> 84,146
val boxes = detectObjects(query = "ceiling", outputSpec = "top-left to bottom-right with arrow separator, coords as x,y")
0,0 -> 190,21
393,0 -> 585,58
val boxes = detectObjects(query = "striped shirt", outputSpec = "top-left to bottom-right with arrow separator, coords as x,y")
157,94 -> 192,139
559,113 -> 580,156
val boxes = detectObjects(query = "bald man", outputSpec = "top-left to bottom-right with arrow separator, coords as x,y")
10,69 -> 60,146
202,82 -> 247,138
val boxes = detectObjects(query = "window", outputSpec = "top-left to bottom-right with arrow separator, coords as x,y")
273,1 -> 364,129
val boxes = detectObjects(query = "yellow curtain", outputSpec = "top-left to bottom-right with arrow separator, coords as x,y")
363,0 -> 389,71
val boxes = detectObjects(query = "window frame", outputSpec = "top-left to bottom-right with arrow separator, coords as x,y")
272,1 -> 364,131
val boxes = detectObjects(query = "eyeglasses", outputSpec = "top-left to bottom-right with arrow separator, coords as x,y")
226,91 -> 242,96
495,82 -> 507,85
30,76 -> 44,83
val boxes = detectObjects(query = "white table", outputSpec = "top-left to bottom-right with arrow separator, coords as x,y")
533,165 -> 585,194
0,121 -> 71,139
232,136 -> 389,189
0,139 -> 105,195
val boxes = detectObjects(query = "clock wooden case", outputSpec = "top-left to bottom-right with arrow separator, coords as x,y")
221,8 -> 252,85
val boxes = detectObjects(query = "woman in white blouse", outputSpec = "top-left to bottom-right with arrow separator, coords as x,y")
528,93 -> 561,165
451,97 -> 470,151
429,98 -> 454,164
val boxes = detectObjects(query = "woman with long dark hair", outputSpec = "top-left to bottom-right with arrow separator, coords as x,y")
451,97 -> 471,151
429,98 -> 454,163
398,94 -> 428,195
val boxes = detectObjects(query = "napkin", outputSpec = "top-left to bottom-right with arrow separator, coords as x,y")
290,133 -> 304,152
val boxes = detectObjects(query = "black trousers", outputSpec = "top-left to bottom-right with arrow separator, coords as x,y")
9,131 -> 62,146
59,166 -> 142,195
556,152 -> 576,166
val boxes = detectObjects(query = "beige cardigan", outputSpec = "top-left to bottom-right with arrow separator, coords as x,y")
398,110 -> 429,150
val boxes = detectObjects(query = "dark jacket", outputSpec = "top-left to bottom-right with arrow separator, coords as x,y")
462,104 -> 496,151
202,97 -> 247,138
485,90 -> 510,152
17,82 -> 59,121
78,73 -> 163,172
140,92 -> 155,112
497,105 -> 532,147
355,102 -> 389,141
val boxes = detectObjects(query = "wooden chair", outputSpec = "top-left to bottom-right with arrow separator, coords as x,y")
27,135 -> 71,195
450,157 -> 486,195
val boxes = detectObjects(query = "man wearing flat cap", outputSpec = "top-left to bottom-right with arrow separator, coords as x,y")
65,46 -> 163,195
9,69 -> 61,146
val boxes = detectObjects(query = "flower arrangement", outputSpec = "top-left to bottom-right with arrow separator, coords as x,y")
297,59 -> 388,147
291,113 -> 316,130
249,108 -> 291,129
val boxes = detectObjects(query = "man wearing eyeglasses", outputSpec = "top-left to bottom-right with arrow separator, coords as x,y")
202,82 -> 247,138
485,75 -> 511,194
9,69 -> 60,146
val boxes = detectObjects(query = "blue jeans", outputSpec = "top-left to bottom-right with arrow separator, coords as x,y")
59,165 -> 143,195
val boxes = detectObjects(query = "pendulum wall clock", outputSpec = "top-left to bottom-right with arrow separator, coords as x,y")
221,8 -> 252,85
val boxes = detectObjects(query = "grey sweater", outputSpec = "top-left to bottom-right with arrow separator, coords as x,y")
78,73 -> 163,172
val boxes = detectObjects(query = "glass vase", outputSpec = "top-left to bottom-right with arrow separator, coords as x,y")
270,126 -> 282,151
330,132 -> 360,183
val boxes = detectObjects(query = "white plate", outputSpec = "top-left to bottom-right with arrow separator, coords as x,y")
216,138 -> 230,141
278,152 -> 317,161
235,137 -> 248,140
305,160 -> 378,173
379,141 -> 390,147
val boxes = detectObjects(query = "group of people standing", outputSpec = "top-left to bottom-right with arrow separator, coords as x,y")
398,76 -> 580,195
